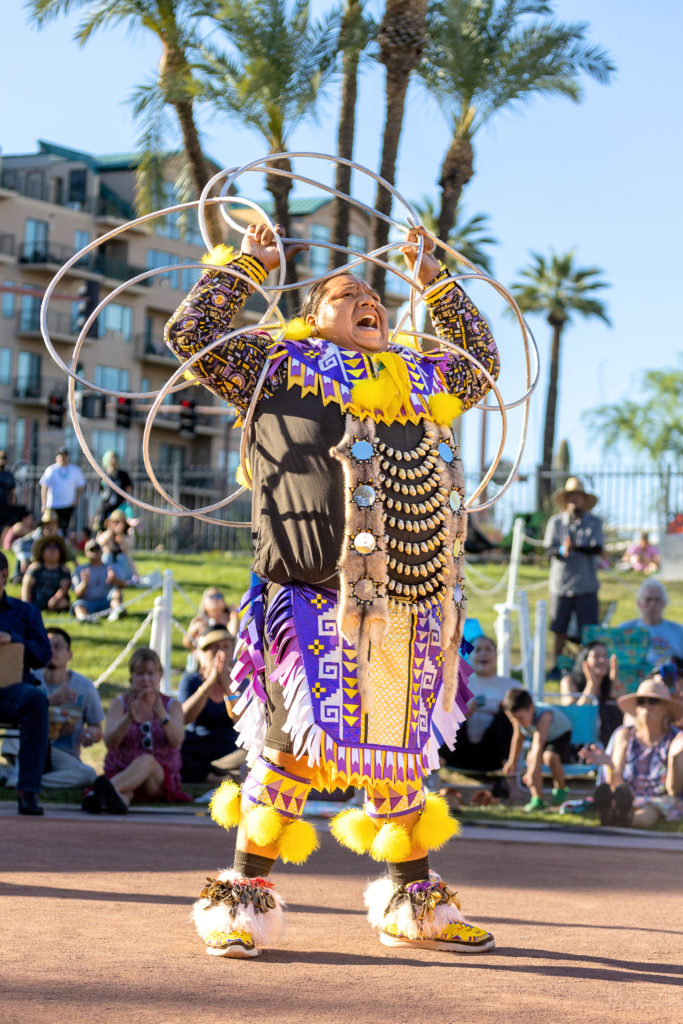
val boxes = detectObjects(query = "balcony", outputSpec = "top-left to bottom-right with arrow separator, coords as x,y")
0,171 -> 135,223
18,242 -> 149,286
16,307 -> 86,343
134,331 -> 175,364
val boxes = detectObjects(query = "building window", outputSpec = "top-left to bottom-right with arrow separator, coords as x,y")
23,218 -> 49,260
102,303 -> 133,341
0,417 -> 8,451
348,233 -> 367,279
94,365 -> 130,393
16,352 -> 42,398
74,229 -> 90,263
0,348 -> 12,384
15,418 -> 25,460
2,281 -> 15,318
160,444 -> 185,469
180,266 -> 202,291
92,429 -> 128,464
146,248 -> 179,289
154,183 -> 181,240
309,223 -> 330,276
19,294 -> 41,332
68,168 -> 87,207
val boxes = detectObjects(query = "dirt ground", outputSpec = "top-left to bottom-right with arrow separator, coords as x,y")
1,812 -> 681,1024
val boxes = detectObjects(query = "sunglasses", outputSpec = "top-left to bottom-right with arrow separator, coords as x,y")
636,697 -> 662,707
140,721 -> 153,750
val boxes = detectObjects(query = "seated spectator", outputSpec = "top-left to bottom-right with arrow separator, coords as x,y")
623,531 -> 660,575
560,640 -> 623,746
182,588 -> 235,651
502,688 -> 573,812
84,646 -> 187,814
0,551 -> 51,815
33,627 -> 103,789
3,507 -> 36,583
96,509 -> 138,620
581,678 -> 683,827
179,625 -> 239,784
71,539 -> 128,622
618,580 -> 683,667
441,636 -> 513,772
21,535 -> 71,612
30,509 -> 77,562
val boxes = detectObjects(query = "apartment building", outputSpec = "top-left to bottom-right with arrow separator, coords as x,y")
0,140 -> 406,480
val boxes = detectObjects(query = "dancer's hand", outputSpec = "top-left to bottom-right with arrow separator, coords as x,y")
241,223 -> 308,272
400,225 -> 441,288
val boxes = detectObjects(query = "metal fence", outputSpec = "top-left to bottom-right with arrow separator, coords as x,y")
11,462 -> 683,553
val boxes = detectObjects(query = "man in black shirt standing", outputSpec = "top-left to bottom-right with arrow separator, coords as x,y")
0,450 -> 17,541
0,551 -> 51,814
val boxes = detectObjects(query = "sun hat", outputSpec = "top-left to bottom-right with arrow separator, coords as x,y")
32,534 -> 69,564
196,625 -> 234,651
552,476 -> 598,510
617,678 -> 683,720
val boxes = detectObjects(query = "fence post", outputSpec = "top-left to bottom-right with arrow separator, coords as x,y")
169,461 -> 181,553
160,569 -> 174,694
517,589 -> 532,690
150,595 -> 162,655
532,599 -> 547,699
495,603 -> 512,678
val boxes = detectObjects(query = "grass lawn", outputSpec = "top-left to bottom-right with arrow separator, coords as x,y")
3,553 -> 682,832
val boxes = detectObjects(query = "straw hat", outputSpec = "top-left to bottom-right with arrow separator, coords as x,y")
617,678 -> 683,720
31,534 -> 69,564
552,476 -> 598,510
196,625 -> 234,651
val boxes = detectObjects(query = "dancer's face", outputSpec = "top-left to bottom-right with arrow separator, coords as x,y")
306,275 -> 389,353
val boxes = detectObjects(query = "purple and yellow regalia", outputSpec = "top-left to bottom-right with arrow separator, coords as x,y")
166,247 -> 499,956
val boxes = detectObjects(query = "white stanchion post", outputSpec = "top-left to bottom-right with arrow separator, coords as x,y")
495,604 -> 512,678
517,589 -> 532,690
150,595 -> 162,654
506,516 -> 525,607
160,569 -> 174,695
532,599 -> 547,700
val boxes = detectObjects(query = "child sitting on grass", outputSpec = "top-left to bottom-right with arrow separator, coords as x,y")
502,688 -> 573,812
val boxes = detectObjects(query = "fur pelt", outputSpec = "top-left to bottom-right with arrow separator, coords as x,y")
364,875 -> 465,940
191,869 -> 285,948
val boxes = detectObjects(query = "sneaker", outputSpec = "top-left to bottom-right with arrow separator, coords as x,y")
551,786 -> 570,806
523,796 -> 547,812
202,929 -> 259,959
381,920 -> 495,953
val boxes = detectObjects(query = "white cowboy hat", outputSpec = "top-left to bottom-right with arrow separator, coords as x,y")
552,476 -> 598,510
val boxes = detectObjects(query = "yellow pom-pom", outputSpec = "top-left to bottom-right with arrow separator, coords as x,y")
202,244 -> 238,267
411,793 -> 460,851
330,807 -> 377,854
282,318 -> 313,341
278,818 -> 319,864
428,392 -> 463,425
369,821 -> 412,863
244,805 -> 284,847
235,457 -> 252,489
208,780 -> 241,830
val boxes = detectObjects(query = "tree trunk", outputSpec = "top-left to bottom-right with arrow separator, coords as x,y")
539,317 -> 565,509
330,46 -> 360,270
159,43 -> 222,246
437,134 -> 475,244
370,0 -> 427,299
266,155 -> 298,316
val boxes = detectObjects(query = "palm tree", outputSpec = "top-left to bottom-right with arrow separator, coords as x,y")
412,196 -> 497,277
26,0 -> 223,241
330,0 -> 377,270
201,0 -> 340,311
420,0 -> 616,243
370,0 -> 428,298
511,250 -> 611,507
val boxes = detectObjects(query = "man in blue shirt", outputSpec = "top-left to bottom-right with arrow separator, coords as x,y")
0,551 -> 51,814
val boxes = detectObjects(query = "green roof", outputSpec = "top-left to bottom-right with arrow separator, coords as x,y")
236,196 -> 331,216
37,140 -> 220,173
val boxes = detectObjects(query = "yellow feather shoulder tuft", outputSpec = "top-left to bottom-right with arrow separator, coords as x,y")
243,805 -> 284,847
282,318 -> 313,341
208,779 -> 241,830
411,793 -> 460,851
202,244 -> 238,267
330,807 -> 377,854
278,818 -> 319,864
428,392 -> 463,425
369,821 -> 412,863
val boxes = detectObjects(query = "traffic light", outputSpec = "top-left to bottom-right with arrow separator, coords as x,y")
115,397 -> 133,429
47,393 -> 65,428
179,398 -> 197,437
75,280 -> 100,338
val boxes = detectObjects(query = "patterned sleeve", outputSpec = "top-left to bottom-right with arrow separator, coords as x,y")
164,253 -> 278,414
424,269 -> 500,412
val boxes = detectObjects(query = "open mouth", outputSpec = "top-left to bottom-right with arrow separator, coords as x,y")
356,312 -> 378,329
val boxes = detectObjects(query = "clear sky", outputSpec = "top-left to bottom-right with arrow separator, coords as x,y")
3,0 -> 682,481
